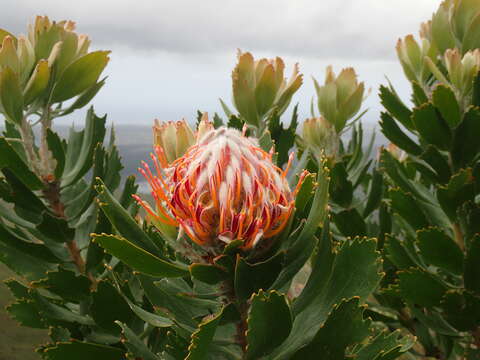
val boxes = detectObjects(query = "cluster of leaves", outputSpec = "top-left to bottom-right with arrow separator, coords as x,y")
374,74 -> 480,359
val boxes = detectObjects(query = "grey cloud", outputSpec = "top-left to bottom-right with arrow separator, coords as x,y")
3,0 -> 438,59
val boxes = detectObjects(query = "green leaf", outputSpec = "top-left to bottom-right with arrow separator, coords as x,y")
333,208 -> 366,237
379,112 -> 421,155
0,224 -> 56,280
32,267 -> 91,301
31,290 -> 94,325
293,170 -> 314,217
452,106 -> 480,168
268,109 -> 297,167
91,281 -> 134,334
465,234 -> 480,295
437,168 -> 475,221
189,263 -> 228,285
116,322 -> 160,360
255,64 -> 276,117
411,81 -> 428,107
49,327 -> 71,343
389,188 -> 429,230
363,169 -> 383,217
46,129 -> 66,179
329,162 -> 353,207
0,138 -> 43,190
0,67 -> 23,124
379,85 -> 413,130
432,84 -> 462,128
62,108 -> 106,187
384,234 -> 416,269
23,59 -> 50,105
412,103 -> 452,150
186,305 -> 230,360
419,146 -> 451,184
139,276 -> 216,328
92,233 -> 188,278
417,227 -> 464,275
95,177 -> 159,251
258,129 -> 274,152
292,297 -> 370,360
410,307 -> 459,336
270,163 -> 329,291
0,29 -> 16,45
398,268 -> 446,307
463,12 -> 480,52
219,98 -> 233,117
473,71 -> 480,107
4,279 -> 29,299
40,341 -> 124,360
123,296 -> 173,328
2,168 -> 47,222
271,238 -> 382,359
37,213 -> 74,243
353,330 -> 415,360
51,51 -> 110,103
6,300 -> 45,328
246,290 -> 292,359
62,77 -> 107,116
291,219 -> 333,314
235,252 -> 284,301
441,290 -> 480,331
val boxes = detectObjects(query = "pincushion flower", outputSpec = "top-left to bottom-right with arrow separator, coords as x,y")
134,123 -> 305,250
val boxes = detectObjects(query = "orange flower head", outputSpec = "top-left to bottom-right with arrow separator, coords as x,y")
134,126 -> 306,250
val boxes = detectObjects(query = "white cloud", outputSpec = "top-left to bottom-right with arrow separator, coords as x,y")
1,0 -> 439,124
5,0 -> 438,57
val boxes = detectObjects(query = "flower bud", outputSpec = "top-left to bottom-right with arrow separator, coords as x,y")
396,35 -> 437,84
426,48 -> 480,102
430,0 -> 480,54
302,117 -> 339,160
196,112 -> 214,141
314,66 -> 365,133
385,143 -> 407,162
232,51 -> 303,128
0,16 -> 105,110
153,119 -> 196,164
136,127 -> 306,250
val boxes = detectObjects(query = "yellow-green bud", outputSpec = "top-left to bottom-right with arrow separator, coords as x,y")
0,16 -> 107,112
396,34 -> 437,85
314,66 -> 365,133
153,119 -> 196,164
385,143 -> 407,162
302,117 -> 339,161
426,48 -> 480,103
430,0 -> 480,54
231,50 -> 303,128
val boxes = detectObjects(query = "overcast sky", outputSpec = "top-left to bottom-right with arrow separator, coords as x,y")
3,0 -> 440,126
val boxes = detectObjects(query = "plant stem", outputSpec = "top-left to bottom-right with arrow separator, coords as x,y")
236,301 -> 248,355
39,105 -> 56,178
43,180 -> 97,288
222,279 -> 248,357
19,116 -> 41,175
453,222 -> 465,252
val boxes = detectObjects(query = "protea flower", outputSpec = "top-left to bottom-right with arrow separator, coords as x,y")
134,124 -> 305,250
